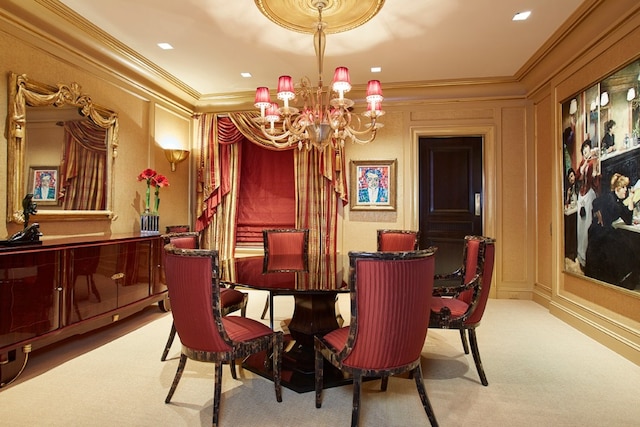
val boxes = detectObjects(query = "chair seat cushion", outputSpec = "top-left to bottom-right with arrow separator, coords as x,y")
220,288 -> 245,307
321,326 -> 350,351
222,316 -> 273,342
430,297 -> 469,318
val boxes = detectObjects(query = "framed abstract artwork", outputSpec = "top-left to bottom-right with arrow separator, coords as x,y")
349,159 -> 397,211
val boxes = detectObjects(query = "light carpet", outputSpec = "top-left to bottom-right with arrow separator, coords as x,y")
0,291 -> 639,426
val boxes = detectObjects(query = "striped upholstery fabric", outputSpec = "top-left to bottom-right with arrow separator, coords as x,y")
377,229 -> 420,251
315,249 -> 439,426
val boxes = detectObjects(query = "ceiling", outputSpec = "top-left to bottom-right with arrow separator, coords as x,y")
56,0 -> 587,100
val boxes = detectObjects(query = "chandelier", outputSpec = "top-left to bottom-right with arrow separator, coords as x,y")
253,0 -> 384,151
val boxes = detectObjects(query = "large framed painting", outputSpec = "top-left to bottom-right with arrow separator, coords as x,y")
561,59 -> 640,292
28,166 -> 59,206
350,159 -> 397,211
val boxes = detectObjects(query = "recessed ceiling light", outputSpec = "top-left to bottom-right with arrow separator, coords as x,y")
371,67 -> 381,73
241,72 -> 252,78
513,11 -> 531,21
157,42 -> 174,50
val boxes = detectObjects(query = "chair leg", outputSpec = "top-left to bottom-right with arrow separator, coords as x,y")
351,373 -> 362,427
229,360 -> 237,379
268,293 -> 275,330
212,362 -> 223,427
260,296 -> 269,319
335,295 -> 344,327
161,322 -> 177,361
468,328 -> 488,386
412,363 -> 439,427
459,328 -> 469,354
380,374 -> 389,391
315,343 -> 324,408
273,332 -> 283,402
240,294 -> 248,317
165,353 -> 187,403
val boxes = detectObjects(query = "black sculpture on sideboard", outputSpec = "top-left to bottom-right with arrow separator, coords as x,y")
1,194 -> 43,246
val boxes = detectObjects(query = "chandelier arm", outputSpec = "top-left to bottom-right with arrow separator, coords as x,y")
343,121 -> 379,135
259,125 -> 295,146
343,127 -> 379,145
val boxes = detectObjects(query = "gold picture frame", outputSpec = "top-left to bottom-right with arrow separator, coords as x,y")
350,159 -> 397,211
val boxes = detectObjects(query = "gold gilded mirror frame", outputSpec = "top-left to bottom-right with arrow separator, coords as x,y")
6,72 -> 119,223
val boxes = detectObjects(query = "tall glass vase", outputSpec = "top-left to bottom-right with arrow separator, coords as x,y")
140,211 -> 160,235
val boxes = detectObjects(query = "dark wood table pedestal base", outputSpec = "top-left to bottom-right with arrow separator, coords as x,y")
242,335 -> 353,393
243,292 -> 351,393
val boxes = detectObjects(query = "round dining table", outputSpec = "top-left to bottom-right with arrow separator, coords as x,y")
220,253 -> 350,393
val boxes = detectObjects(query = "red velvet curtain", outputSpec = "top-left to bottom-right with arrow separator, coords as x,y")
236,139 -> 295,243
195,112 -> 347,256
196,116 -> 295,244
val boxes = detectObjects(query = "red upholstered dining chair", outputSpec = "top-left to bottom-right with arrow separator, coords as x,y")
261,228 -> 309,329
429,235 -> 495,386
165,225 -> 190,233
315,248 -> 440,427
377,229 -> 420,251
160,232 -> 248,366
163,245 -> 283,426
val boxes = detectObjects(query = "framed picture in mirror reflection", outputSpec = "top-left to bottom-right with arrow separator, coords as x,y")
29,166 -> 59,206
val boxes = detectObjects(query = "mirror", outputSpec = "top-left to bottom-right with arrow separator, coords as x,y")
6,73 -> 119,223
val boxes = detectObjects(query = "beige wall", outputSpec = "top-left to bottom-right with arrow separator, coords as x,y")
0,20 -> 191,239
529,1 -> 640,365
341,99 -> 532,302
0,1 -> 639,364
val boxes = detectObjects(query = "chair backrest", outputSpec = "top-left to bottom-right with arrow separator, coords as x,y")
162,231 -> 200,249
343,248 -> 437,369
165,225 -> 190,233
377,229 -> 420,251
263,228 -> 309,256
455,235 -> 495,325
163,245 -> 233,353
264,253 -> 308,272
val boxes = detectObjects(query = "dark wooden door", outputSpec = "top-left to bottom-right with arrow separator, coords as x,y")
419,136 -> 483,274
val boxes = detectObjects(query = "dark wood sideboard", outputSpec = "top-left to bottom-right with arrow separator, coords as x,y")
0,234 -> 168,386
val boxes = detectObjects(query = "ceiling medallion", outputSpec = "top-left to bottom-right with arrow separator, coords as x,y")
254,0 -> 385,34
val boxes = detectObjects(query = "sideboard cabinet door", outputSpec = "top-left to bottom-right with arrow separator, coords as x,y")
67,245 -> 118,324
0,250 -> 60,348
115,240 -> 152,307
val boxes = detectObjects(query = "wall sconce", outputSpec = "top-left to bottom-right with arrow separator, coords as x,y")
600,91 -> 609,107
627,87 -> 636,101
164,149 -> 190,172
569,98 -> 578,115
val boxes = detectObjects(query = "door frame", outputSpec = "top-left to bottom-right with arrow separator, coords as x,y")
410,125 -> 498,295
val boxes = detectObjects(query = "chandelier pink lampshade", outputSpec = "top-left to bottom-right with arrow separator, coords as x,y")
366,80 -> 383,101
251,1 -> 384,150
332,66 -> 351,95
277,76 -> 295,100
254,87 -> 271,109
265,102 -> 281,123
364,101 -> 384,118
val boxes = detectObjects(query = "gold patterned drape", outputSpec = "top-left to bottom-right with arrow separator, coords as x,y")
195,111 -> 347,257
60,120 -> 108,210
